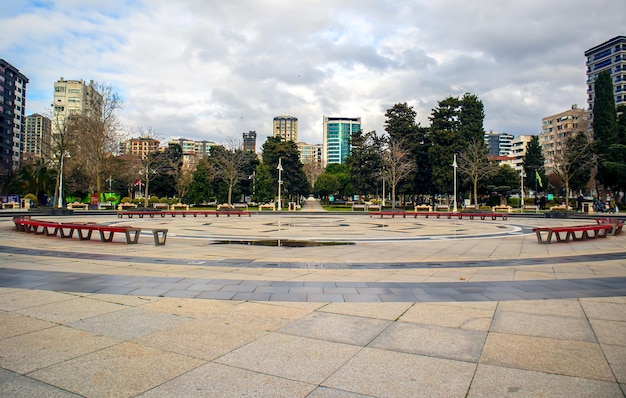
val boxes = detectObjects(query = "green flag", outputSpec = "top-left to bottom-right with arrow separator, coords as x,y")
535,170 -> 543,188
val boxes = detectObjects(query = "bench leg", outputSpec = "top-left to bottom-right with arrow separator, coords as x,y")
535,230 -> 552,244
59,228 -> 75,238
99,230 -> 115,242
125,229 -> 140,244
77,229 -> 93,240
152,230 -> 167,246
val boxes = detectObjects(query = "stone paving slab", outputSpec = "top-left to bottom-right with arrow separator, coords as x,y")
0,212 -> 625,396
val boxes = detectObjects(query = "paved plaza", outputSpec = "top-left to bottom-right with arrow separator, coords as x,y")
0,202 -> 625,397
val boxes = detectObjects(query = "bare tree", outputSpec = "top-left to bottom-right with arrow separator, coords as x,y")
382,137 -> 415,209
47,111 -> 80,208
73,82 -> 123,194
457,139 -> 498,206
211,138 -> 250,205
174,155 -> 197,202
551,131 -> 595,208
302,161 -> 324,189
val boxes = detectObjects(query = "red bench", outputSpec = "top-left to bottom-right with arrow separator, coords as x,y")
12,217 -> 166,245
117,210 -> 252,218
369,211 -> 508,221
594,218 -> 624,236
532,224 -> 613,244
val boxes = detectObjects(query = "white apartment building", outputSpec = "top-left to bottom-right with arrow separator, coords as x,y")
539,105 -> 591,172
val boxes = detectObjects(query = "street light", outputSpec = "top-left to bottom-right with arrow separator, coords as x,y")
277,158 -> 283,210
452,153 -> 458,212
520,170 -> 525,209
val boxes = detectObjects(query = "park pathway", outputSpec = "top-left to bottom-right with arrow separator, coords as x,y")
300,195 -> 326,211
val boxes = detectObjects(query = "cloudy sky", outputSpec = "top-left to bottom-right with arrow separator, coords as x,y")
2,1 -> 625,147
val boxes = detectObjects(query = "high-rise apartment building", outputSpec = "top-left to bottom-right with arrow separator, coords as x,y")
52,78 -> 102,133
484,131 -> 514,157
0,59 -> 29,171
539,104 -> 591,172
24,113 -> 52,159
273,115 -> 298,142
323,116 -> 361,166
585,35 -> 626,110
243,131 -> 257,152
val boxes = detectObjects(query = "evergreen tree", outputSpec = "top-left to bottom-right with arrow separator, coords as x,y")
345,130 -> 383,196
187,158 -> 213,205
593,70 -> 619,191
522,136 -> 546,193
260,137 -> 310,203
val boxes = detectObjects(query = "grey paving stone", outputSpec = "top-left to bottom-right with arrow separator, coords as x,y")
278,312 -> 392,346
0,368 -> 81,397
370,322 -> 487,362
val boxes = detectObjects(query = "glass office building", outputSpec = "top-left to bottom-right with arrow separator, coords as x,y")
323,116 -> 361,166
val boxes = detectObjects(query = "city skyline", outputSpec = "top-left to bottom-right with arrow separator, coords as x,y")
2,1 -> 625,147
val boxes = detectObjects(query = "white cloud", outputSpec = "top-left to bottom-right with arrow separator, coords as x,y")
2,0 -> 624,147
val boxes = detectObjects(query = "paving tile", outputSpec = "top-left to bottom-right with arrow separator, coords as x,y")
0,311 -> 56,339
216,333 -> 361,385
399,302 -> 494,331
277,312 -> 392,346
369,322 -> 487,362
496,298 -> 586,317
29,342 -> 204,398
589,319 -> 626,345
322,347 -> 476,398
581,299 -> 626,321
15,296 -> 125,324
139,297 -> 239,318
468,364 -> 623,397
602,343 -> 626,384
479,332 -> 614,381
137,361 -> 314,397
0,289 -> 75,311
66,307 -> 190,340
0,368 -> 81,397
490,311 -> 597,342
0,325 -> 118,374
307,386 -> 372,397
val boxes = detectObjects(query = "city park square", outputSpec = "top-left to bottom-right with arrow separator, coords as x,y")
0,200 -> 625,397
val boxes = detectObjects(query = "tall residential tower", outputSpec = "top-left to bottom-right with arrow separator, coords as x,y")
0,59 -> 28,171
585,35 -> 626,110
323,116 -> 361,166
273,115 -> 298,142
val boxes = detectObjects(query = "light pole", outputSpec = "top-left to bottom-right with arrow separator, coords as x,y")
277,158 -> 283,210
57,153 -> 65,208
452,153 -> 458,212
519,169 -> 524,209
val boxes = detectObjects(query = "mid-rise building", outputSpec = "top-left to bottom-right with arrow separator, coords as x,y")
585,35 -> 626,111
273,115 -> 298,142
539,104 -> 591,172
0,59 -> 29,171
52,78 -> 102,131
297,142 -> 323,165
243,131 -> 257,152
24,113 -> 52,159
167,138 -> 218,159
509,134 -> 534,171
323,116 -> 361,166
119,136 -> 160,158
484,131 -> 514,157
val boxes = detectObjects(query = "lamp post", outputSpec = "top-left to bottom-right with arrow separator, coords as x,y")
57,153 -> 65,208
277,158 -> 283,210
519,169 -> 524,209
452,154 -> 458,212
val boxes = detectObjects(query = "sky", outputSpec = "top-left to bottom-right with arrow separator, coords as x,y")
2,0 -> 625,147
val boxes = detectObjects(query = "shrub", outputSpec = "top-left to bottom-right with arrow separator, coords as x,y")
133,197 -> 144,205
24,193 -> 37,201
121,197 -> 132,203
148,196 -> 159,204
159,197 -> 169,203
168,198 -> 179,205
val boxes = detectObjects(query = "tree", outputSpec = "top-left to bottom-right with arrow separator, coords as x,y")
211,139 -> 258,205
72,82 -> 123,194
457,140 -> 497,206
48,111 -> 80,207
187,158 -> 214,205
260,137 -> 310,203
382,137 -> 415,209
313,172 -> 340,199
522,135 -> 546,193
551,131 -> 595,207
592,70 -> 619,194
345,130 -> 383,196
174,156 -> 197,202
